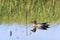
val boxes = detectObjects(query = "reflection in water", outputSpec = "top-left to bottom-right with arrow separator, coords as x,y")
10,30 -> 12,37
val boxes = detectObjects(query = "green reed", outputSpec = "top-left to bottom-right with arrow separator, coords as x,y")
0,0 -> 60,24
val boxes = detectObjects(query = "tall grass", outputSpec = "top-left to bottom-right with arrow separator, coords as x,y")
0,0 -> 60,24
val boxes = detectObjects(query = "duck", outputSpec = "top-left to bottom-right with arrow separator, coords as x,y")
31,20 -> 49,32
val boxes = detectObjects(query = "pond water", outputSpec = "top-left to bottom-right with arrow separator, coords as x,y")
0,23 -> 60,40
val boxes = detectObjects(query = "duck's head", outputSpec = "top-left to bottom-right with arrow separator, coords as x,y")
31,20 -> 37,24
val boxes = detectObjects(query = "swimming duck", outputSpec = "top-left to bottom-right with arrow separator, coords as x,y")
31,20 -> 49,32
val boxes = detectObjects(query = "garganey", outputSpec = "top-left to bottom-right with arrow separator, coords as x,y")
31,20 -> 49,32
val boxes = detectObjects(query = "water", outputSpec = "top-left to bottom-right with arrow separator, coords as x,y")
0,23 -> 60,40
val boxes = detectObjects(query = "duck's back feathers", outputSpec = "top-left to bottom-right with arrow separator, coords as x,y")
38,22 -> 49,29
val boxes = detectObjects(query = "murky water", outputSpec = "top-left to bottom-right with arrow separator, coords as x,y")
0,23 -> 60,40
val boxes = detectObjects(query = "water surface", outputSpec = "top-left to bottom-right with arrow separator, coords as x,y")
0,23 -> 60,40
